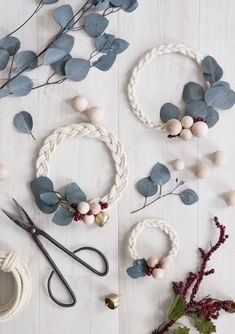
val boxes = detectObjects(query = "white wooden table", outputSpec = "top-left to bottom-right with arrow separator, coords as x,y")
0,1 -> 235,333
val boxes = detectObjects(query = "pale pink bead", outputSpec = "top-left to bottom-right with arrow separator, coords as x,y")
77,202 -> 90,214
152,268 -> 165,280
147,256 -> 159,268
160,257 -> 172,269
89,202 -> 101,215
83,215 -> 95,225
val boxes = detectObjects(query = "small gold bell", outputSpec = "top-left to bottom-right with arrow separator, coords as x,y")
95,211 -> 109,227
105,293 -> 120,310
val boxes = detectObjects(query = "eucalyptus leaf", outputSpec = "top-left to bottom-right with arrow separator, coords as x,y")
194,317 -> 216,334
65,183 -> 87,204
183,82 -> 204,103
126,258 -> 148,279
160,103 -> 180,123
51,54 -> 71,75
53,5 -> 75,28
205,81 -> 230,108
96,33 -> 115,52
84,13 -> 109,38
43,47 -> 67,65
95,0 -> 110,10
94,51 -> 116,71
110,0 -> 123,5
168,294 -> 186,321
15,50 -> 38,71
150,162 -> 171,186
0,49 -> 9,70
14,111 -> 35,139
0,36 -> 20,55
52,208 -> 74,226
51,34 -> 75,54
202,55 -> 223,84
65,58 -> 90,81
31,176 -> 54,198
216,89 -> 235,110
136,177 -> 158,197
40,192 -> 60,205
35,198 -> 58,214
180,189 -> 199,205
185,100 -> 207,119
0,88 -> 10,98
112,38 -> 129,54
122,0 -> 138,12
9,75 -> 33,96
43,0 -> 59,3
205,107 -> 219,128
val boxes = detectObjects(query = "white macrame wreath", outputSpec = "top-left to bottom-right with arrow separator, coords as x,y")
34,123 -> 128,227
0,252 -> 32,322
127,219 -> 179,280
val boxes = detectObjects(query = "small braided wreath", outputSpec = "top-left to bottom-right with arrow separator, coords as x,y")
127,43 -> 235,141
127,219 -> 179,280
32,123 -> 128,227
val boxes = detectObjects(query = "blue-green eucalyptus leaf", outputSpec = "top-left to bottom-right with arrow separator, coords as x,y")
51,54 -> 71,75
205,107 -> 219,128
52,208 -> 74,226
126,258 -> 148,279
65,58 -> 90,81
51,34 -> 74,54
0,49 -> 9,70
150,162 -> 171,186
110,0 -> 123,5
94,51 -> 116,71
43,47 -> 67,65
0,88 -> 10,98
96,33 -> 115,52
95,0 -> 110,10
43,0 -> 59,3
35,198 -> 58,214
122,0 -> 138,12
31,176 -> 54,198
112,38 -> 129,54
202,55 -> 223,84
0,36 -> 20,55
183,82 -> 204,103
84,13 -> 109,38
216,89 -> 235,110
160,103 -> 180,123
53,5 -> 75,28
9,75 -> 33,96
136,177 -> 158,197
14,111 -> 33,135
180,189 -> 199,205
65,183 -> 87,204
40,192 -> 60,205
185,100 -> 207,119
205,81 -> 230,108
15,50 -> 38,71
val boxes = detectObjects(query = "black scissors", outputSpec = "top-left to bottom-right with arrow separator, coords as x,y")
1,199 -> 109,307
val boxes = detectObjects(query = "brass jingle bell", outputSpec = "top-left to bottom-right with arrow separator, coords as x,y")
95,211 -> 109,227
105,293 -> 120,310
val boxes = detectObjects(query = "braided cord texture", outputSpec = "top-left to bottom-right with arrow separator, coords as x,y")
127,43 -> 203,129
128,218 -> 179,261
36,123 -> 128,207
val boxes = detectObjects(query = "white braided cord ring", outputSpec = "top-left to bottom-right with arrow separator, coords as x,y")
0,251 -> 32,322
127,43 -> 203,130
127,218 -> 179,280
36,123 -> 128,207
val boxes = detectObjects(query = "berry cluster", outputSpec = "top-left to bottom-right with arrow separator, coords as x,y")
72,201 -> 108,226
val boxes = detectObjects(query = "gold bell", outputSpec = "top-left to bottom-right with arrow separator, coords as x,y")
105,293 -> 120,310
95,211 -> 109,227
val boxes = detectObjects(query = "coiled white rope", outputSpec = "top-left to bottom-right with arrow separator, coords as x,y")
0,251 -> 32,322
127,43 -> 203,130
36,123 -> 128,207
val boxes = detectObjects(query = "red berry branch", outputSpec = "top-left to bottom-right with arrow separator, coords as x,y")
152,217 -> 235,334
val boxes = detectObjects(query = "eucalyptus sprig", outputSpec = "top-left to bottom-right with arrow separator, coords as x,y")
0,0 -> 138,98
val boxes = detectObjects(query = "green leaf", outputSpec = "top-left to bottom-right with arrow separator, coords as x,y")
150,162 -> 171,186
160,103 -> 180,123
65,58 -> 90,81
84,13 -> 109,38
202,56 -> 223,84
14,111 -> 34,136
194,317 -> 216,334
183,82 -> 204,103
40,192 -> 60,205
168,294 -> 186,321
30,176 -> 54,198
180,189 -> 199,205
171,327 -> 190,334
9,75 -> 33,96
136,177 -> 158,197
52,207 -> 74,226
65,183 -> 86,204
53,5 -> 75,28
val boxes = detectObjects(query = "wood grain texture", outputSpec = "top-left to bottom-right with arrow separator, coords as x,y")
0,1 -> 235,333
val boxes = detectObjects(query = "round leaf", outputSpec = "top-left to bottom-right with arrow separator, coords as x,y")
15,50 -> 38,71
40,192 -> 60,205
136,177 -> 158,197
112,38 -> 129,54
9,75 -> 33,96
0,88 -> 10,98
95,0 -> 110,10
65,183 -> 87,204
205,81 -> 230,108
94,51 -> 116,71
52,208 -> 74,226
185,100 -> 207,119
51,34 -> 75,54
31,176 -> 54,198
205,107 -> 219,128
14,111 -> 33,134
150,162 -> 171,186
202,55 -> 223,84
216,89 -> 235,110
43,0 -> 59,3
122,0 -> 138,12
35,198 -> 58,214
96,33 -> 115,52
65,58 -> 90,81
0,49 -> 9,70
183,82 -> 204,103
51,54 -> 71,75
0,36 -> 20,55
84,13 -> 109,38
43,47 -> 67,65
180,189 -> 199,205
160,103 -> 180,123
53,5 -> 75,28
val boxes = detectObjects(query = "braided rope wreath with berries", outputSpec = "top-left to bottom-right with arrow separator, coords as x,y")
30,123 -> 128,227
126,219 -> 179,280
127,43 -> 235,140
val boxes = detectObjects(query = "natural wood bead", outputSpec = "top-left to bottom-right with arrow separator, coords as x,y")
160,257 -> 172,269
152,268 -> 165,280
83,214 -> 95,225
224,191 -> 235,207
147,256 -> 159,268
212,151 -> 228,167
72,96 -> 88,112
179,128 -> 192,141
194,162 -> 209,179
191,121 -> 208,137
172,159 -> 185,171
181,116 -> 194,129
0,164 -> 9,181
87,106 -> 104,123
89,202 -> 101,215
77,202 -> 90,214
165,119 -> 182,136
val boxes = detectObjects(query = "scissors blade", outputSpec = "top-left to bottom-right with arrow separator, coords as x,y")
1,208 -> 31,232
12,198 -> 34,226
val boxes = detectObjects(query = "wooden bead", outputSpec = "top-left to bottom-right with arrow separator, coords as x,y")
191,121 -> 208,138
224,191 -> 235,207
212,151 -> 228,167
147,256 -> 159,268
172,159 -> 185,171
179,128 -> 192,141
89,202 -> 101,215
160,257 -> 172,269
72,96 -> 88,112
87,106 -> 104,123
83,214 -> 95,225
194,162 -> 209,179
181,116 -> 194,129
165,119 -> 182,136
0,164 -> 9,181
77,201 -> 90,214
152,268 -> 165,280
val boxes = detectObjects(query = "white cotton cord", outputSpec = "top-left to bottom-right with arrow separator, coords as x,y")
128,218 -> 179,261
127,43 -> 203,130
36,123 -> 128,207
0,251 -> 32,322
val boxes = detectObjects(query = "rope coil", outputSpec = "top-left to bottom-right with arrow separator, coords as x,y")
0,251 -> 32,322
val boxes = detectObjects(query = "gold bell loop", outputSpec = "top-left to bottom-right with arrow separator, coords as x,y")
95,211 -> 109,227
105,293 -> 120,310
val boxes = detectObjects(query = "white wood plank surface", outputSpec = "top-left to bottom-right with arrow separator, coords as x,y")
0,1 -> 235,333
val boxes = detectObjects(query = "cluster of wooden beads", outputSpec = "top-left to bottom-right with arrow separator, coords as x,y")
72,96 -> 104,123
146,255 -> 171,280
73,201 -> 109,227
165,116 -> 208,141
